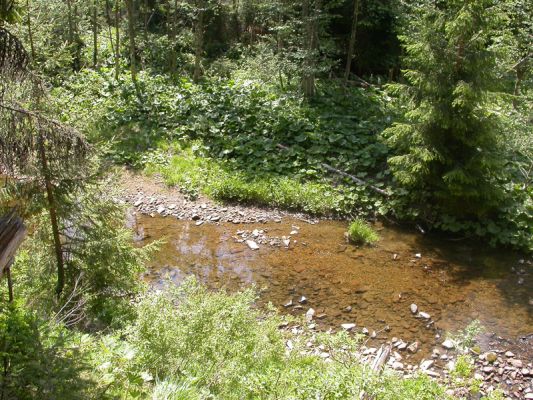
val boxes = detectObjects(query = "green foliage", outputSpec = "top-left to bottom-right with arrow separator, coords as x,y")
11,177 -> 151,328
0,302 -> 91,399
447,320 -> 484,353
384,0 -> 506,217
347,219 -> 379,245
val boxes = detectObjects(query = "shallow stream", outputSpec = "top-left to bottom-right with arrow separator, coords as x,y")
133,214 -> 532,363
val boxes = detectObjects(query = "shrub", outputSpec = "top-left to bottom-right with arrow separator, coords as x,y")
347,219 -> 380,245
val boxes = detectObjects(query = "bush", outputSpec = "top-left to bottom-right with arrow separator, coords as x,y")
347,219 -> 380,245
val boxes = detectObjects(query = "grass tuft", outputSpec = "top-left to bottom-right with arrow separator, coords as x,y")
347,219 -> 379,245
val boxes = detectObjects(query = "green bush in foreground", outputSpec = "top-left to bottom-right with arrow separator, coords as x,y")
347,219 -> 380,245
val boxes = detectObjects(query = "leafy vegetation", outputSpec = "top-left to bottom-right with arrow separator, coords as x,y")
0,0 -> 531,398
347,219 -> 379,245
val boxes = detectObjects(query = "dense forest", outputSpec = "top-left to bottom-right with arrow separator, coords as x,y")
0,0 -> 532,398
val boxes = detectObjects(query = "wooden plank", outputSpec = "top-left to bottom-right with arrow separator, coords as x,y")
0,211 -> 27,278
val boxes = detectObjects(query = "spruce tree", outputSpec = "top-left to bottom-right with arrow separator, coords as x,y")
383,0 -> 506,216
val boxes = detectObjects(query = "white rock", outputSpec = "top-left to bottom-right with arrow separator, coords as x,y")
420,360 -> 434,371
299,296 -> 307,304
410,304 -> 418,314
246,240 -> 260,250
418,311 -> 431,319
415,253 -> 422,259
341,323 -> 356,331
441,339 -> 455,349
283,239 -> 290,247
392,361 -> 404,370
290,230 -> 298,235
306,308 -> 315,322
362,328 -> 369,335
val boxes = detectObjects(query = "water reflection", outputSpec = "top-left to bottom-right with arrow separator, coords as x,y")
135,214 -> 532,362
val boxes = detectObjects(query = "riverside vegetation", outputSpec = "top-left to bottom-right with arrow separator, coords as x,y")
0,0 -> 532,398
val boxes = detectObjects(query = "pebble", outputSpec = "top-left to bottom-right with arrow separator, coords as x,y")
284,299 -> 293,308
305,308 -> 315,322
341,323 -> 356,331
441,339 -> 455,349
392,361 -> 404,370
299,296 -> 307,304
420,360 -> 434,371
418,311 -> 431,319
410,304 -> 418,314
505,351 -> 515,357
509,359 -> 523,368
246,240 -> 259,250
485,352 -> 498,363
407,341 -> 419,353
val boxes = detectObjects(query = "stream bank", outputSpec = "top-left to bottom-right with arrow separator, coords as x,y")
120,170 -> 532,399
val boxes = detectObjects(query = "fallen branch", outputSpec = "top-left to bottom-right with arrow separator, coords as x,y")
276,144 -> 390,197
360,344 -> 392,400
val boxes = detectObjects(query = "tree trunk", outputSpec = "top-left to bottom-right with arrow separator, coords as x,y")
193,0 -> 205,83
344,0 -> 360,82
92,0 -> 98,68
167,0 -> 178,75
302,0 -> 320,99
26,0 -> 36,60
38,135 -> 65,298
115,0 -> 121,80
125,0 -> 140,96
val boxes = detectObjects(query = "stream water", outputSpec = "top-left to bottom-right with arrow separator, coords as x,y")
133,214 -> 533,363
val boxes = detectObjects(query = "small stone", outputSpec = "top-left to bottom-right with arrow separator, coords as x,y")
246,240 -> 260,250
371,331 -> 377,338
393,351 -> 403,361
341,323 -> 356,331
392,361 -> 404,370
525,394 -> 533,400
509,359 -> 523,368
362,328 -> 369,335
485,352 -> 498,363
192,214 -> 201,221
284,299 -> 293,308
316,313 -> 327,320
210,215 -> 220,222
407,342 -> 419,353
290,230 -> 298,235
420,360 -> 434,371
415,253 -> 422,259
157,205 -> 165,214
343,306 -> 352,313
306,308 -> 315,322
474,373 -> 484,380
442,339 -> 454,349
134,199 -> 143,207
282,239 -> 290,247
418,312 -> 431,319
299,296 -> 307,304
410,304 -> 418,314
195,220 -> 204,226
522,368 -> 530,376
483,366 -> 494,373
392,253 -> 399,260
504,351 -> 515,357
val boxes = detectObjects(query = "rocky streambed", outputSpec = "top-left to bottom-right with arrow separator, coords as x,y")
120,171 -> 532,399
